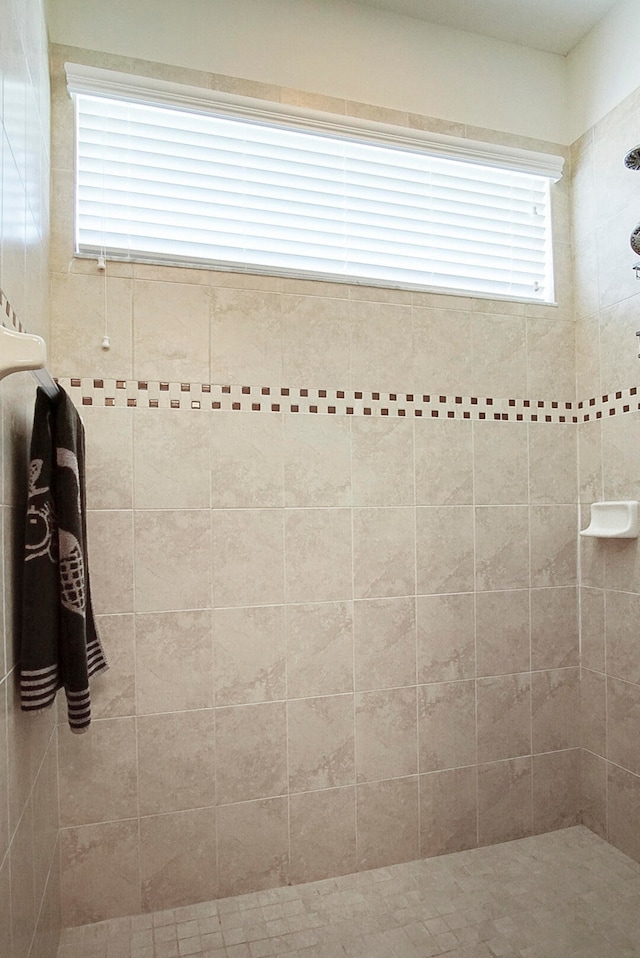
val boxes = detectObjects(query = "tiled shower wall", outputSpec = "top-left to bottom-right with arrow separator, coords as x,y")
0,1 -> 60,957
573,84 -> 640,860
49,46 -> 583,927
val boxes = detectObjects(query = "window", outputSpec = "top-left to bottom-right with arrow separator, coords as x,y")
68,64 -> 563,303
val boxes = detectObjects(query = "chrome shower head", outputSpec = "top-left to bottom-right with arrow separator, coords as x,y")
625,146 -> 640,170
631,224 -> 640,255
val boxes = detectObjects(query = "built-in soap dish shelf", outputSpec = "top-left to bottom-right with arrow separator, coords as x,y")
580,501 -> 639,538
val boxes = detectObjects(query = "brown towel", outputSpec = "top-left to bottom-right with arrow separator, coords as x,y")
20,386 -> 107,732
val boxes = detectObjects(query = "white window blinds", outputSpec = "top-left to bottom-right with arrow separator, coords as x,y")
72,74 -> 560,303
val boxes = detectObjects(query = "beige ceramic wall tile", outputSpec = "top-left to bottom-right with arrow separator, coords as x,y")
355,688 -> 417,783
475,590 -> 530,677
416,507 -> 474,595
532,750 -> 580,834
551,242 -> 574,323
580,749 -> 607,839
212,509 -> 284,608
418,681 -> 476,773
289,786 -> 357,883
134,510 -> 212,612
210,412 -> 284,509
353,507 -> 415,599
597,212 -> 639,312
215,702 -> 287,805
599,298 -> 640,395
133,280 -> 210,382
286,601 -> 354,698
350,301 -> 413,392
1,156 -> 27,320
50,272 -> 133,378
601,412 -> 640,503
471,315 -> 527,399
412,308 -> 473,396
214,605 -> 285,706
2,376 -> 32,514
529,424 -> 577,505
60,820 -> 140,925
531,668 -> 580,753
49,168 -> 75,273
351,418 -> 414,507
58,717 -> 138,826
281,293 -> 351,389
135,610 -> 213,714
132,263 -> 212,286
417,593 -> 475,683
139,807 -> 217,911
0,858 -> 9,958
280,88 -> 347,114
476,674 -> 532,764
30,735 -> 60,908
137,710 -> 216,816
593,116 -> 640,225
414,419 -> 473,506
0,680 -> 8,864
87,510 -> 134,614
529,505 -> 577,588
356,777 -> 419,871
473,422 -> 529,505
577,421 -> 603,505
0,545 -> 5,680
579,506 -> 605,590
581,669 -> 606,756
354,596 -> 416,691
216,797 -> 288,896
283,415 -> 351,508
526,320 -> 577,399
605,589 -> 640,684
575,312 -> 600,405
607,764 -> 640,863
9,801 -> 36,958
419,766 -> 477,858
285,508 -> 352,603
133,410 -> 211,509
210,287 -> 283,385
580,588 -> 605,673
477,757 -> 532,846
573,245 -> 600,327
530,587 -> 579,670
607,677 -> 640,776
604,537 -> 640,595
474,506 -> 530,592
32,858 -> 62,958
288,695 -> 355,792
82,408 -> 133,510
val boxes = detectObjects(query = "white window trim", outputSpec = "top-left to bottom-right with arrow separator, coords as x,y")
66,62 -> 564,305
66,62 -> 564,182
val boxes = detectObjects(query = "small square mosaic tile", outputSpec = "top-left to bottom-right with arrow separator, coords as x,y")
57,827 -> 640,958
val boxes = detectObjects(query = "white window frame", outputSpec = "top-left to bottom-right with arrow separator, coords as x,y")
66,63 -> 564,305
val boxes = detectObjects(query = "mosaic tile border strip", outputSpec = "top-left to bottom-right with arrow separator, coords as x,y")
1,290 -> 26,332
52,377 -> 640,423
2,292 -> 638,424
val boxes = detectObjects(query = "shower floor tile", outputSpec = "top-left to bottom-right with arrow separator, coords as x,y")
56,826 -> 640,958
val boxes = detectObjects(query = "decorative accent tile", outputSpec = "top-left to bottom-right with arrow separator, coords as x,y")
53,377 -> 640,423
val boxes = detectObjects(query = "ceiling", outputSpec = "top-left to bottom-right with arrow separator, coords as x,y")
350,0 -> 621,56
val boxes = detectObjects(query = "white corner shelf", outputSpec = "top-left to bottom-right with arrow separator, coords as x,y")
580,501 -> 639,539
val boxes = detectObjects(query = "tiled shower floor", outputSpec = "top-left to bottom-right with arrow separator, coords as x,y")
56,827 -> 640,958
